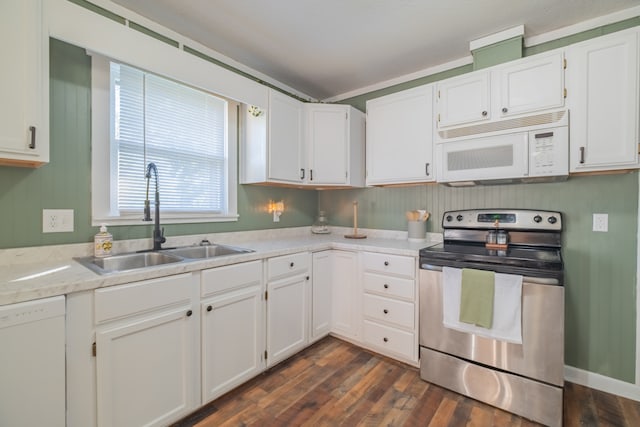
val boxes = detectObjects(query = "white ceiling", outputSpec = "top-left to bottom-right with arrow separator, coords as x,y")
110,0 -> 640,100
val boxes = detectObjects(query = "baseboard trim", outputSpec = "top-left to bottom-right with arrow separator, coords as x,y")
565,365 -> 640,402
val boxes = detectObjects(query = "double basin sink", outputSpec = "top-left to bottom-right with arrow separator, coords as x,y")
76,244 -> 254,275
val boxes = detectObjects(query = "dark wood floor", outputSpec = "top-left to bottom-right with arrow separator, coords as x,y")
174,336 -> 640,427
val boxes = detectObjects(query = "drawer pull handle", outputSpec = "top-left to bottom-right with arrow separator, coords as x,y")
383,284 -> 389,289
29,126 -> 36,149
290,262 -> 295,268
384,261 -> 389,266
383,309 -> 389,314
383,337 -> 389,343
186,310 -> 193,317
206,305 -> 212,312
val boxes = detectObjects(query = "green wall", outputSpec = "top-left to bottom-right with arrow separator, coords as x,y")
0,39 -> 317,248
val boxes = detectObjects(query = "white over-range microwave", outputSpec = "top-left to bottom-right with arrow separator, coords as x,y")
435,110 -> 569,186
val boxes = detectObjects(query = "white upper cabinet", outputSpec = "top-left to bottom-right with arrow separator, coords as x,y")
0,0 -> 49,167
305,104 -> 365,187
498,52 -> 565,118
366,84 -> 435,185
268,90 -> 305,183
566,29 -> 639,172
437,72 -> 490,128
436,51 -> 565,130
242,90 -> 365,187
241,89 -> 304,185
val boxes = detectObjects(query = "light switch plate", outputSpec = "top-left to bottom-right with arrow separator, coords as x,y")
593,213 -> 608,232
43,209 -> 74,233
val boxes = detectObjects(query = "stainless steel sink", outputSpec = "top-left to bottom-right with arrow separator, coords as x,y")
75,252 -> 184,275
166,244 -> 254,259
75,244 -> 254,275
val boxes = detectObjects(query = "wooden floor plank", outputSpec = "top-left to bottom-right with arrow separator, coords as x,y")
173,336 -> 640,427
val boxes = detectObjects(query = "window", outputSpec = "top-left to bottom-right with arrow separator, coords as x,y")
91,56 -> 238,225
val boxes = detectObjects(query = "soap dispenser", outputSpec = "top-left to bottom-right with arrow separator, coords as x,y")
94,224 -> 113,257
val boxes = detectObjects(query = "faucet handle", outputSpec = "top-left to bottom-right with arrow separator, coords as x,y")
160,227 -> 166,244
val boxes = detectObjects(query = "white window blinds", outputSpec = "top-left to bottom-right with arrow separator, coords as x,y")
111,62 -> 228,214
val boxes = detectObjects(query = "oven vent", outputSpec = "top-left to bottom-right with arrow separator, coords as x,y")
438,110 -> 566,140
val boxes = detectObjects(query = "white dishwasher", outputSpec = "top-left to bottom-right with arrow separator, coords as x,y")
0,295 -> 66,427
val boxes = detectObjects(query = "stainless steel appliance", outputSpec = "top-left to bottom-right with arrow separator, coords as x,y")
419,209 -> 564,427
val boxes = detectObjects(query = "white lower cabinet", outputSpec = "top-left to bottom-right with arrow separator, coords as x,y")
330,250 -> 360,340
266,252 -> 311,367
360,252 -> 418,365
201,261 -> 263,404
94,273 -> 199,427
311,251 -> 332,342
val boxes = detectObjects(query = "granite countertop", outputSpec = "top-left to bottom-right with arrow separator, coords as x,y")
0,227 -> 441,306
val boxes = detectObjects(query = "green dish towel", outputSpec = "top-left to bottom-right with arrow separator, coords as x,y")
459,268 -> 495,328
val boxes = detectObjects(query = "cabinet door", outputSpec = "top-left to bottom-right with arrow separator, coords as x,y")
0,0 -> 48,167
366,85 -> 434,185
96,306 -> 197,427
266,274 -> 309,366
307,105 -> 348,185
268,90 -> 304,182
437,71 -> 490,128
202,285 -> 263,403
331,251 -> 359,340
311,251 -> 332,342
498,52 -> 564,117
567,30 -> 639,172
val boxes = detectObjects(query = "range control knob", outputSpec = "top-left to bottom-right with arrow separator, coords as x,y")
548,216 -> 558,224
533,215 -> 542,223
456,215 -> 463,221
446,215 -> 453,222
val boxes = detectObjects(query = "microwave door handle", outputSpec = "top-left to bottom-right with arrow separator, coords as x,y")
534,132 -> 554,139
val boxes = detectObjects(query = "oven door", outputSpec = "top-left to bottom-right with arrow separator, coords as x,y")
419,267 -> 564,386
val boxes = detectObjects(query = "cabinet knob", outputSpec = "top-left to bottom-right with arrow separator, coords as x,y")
306,276 -> 310,281
481,110 -> 488,117
383,284 -> 389,289
186,310 -> 193,317
300,168 -> 305,180
384,261 -> 389,266
425,163 -> 430,176
290,262 -> 295,268
206,305 -> 212,312
579,146 -> 585,164
383,309 -> 389,314
383,337 -> 389,343
502,107 -> 508,113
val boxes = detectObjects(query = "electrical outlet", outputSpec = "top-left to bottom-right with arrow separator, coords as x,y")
592,213 -> 608,232
43,209 -> 74,233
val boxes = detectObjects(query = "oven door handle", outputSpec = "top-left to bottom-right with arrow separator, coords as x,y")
420,264 -> 561,286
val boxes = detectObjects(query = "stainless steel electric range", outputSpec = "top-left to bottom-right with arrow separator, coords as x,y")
419,209 -> 564,427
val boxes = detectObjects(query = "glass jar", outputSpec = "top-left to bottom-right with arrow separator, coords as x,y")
311,211 -> 331,234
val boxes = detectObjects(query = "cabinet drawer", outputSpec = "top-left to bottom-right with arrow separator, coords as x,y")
362,272 -> 414,300
361,252 -> 415,278
201,261 -> 262,297
363,320 -> 415,360
95,273 -> 194,323
267,252 -> 310,281
363,293 -> 414,329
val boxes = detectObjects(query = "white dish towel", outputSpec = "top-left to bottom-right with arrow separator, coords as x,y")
442,266 -> 523,344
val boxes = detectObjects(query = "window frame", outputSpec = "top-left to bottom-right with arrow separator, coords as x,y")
91,54 -> 238,226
